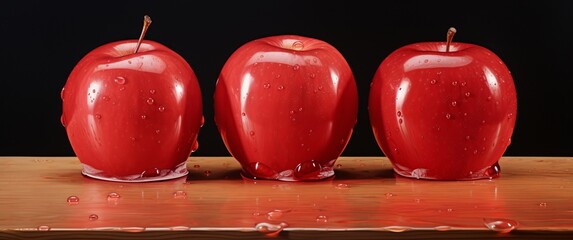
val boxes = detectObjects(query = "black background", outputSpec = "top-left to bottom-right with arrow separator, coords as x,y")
1,0 -> 572,157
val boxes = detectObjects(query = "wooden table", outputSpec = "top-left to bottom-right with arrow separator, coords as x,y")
1,156 -> 572,239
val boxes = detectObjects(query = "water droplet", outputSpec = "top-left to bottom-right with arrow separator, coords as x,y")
316,215 -> 328,223
294,160 -> 321,180
318,85 -> 323,91
335,164 -> 342,168
247,162 -> 278,179
60,115 -> 66,127
451,101 -> 457,107
451,81 -> 458,86
461,81 -> 467,86
203,170 -> 212,176
445,113 -> 452,119
67,196 -> 80,205
482,120 -> 486,124
259,54 -> 264,59
263,82 -> 271,89
140,114 -> 147,120
102,96 -> 110,101
193,164 -> 200,168
430,79 -> 437,85
128,60 -> 132,64
292,41 -> 304,50
92,89 -> 96,93
507,113 -> 513,119
396,111 -> 402,117
335,183 -> 350,189
384,226 -> 411,232
423,59 -> 429,63
275,74 -> 281,79
298,107 -> 303,112
473,150 -> 479,155
487,96 -> 492,101
88,214 -> 99,221
241,112 -> 246,117
309,73 -> 316,79
130,137 -> 136,141
140,168 -> 160,178
146,98 -> 154,105
114,76 -> 126,85
158,106 -> 165,112
289,110 -> 295,115
398,119 -> 403,124
277,85 -> 284,90
483,218 -> 518,233
173,190 -> 187,199
149,89 -> 156,94
435,226 -> 452,231
465,92 -> 471,97
539,202 -> 547,207
293,64 -> 300,71
107,192 -> 121,201
119,86 -> 125,91
249,131 -> 255,136
37,225 -> 50,231
266,209 -> 291,220
485,162 -> 501,178
95,114 -> 102,119
384,193 -> 394,198
255,222 -> 288,236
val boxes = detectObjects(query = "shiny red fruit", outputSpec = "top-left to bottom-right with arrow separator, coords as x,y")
369,32 -> 517,180
214,35 -> 358,181
61,40 -> 203,182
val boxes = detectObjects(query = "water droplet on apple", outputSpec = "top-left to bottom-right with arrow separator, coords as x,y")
203,170 -> 212,176
277,85 -> 284,91
294,160 -> 321,180
158,106 -> 165,112
275,74 -> 281,79
292,64 -> 300,71
445,113 -> 452,119
465,92 -> 471,97
88,214 -> 99,221
316,215 -> 328,223
451,81 -> 458,86
119,86 -> 125,91
92,89 -> 96,93
465,135 -> 470,140
140,114 -> 147,120
292,41 -> 304,50
309,73 -> 316,79
473,150 -> 478,155
173,190 -> 187,199
485,162 -> 501,179
451,101 -> 457,107
128,60 -> 132,64
37,225 -> 50,231
398,119 -> 403,124
191,140 -> 199,152
487,96 -> 492,101
385,192 -> 394,198
396,111 -> 402,117
102,96 -> 110,101
146,98 -> 154,105
114,76 -> 126,85
66,195 -> 80,205
149,89 -> 156,94
249,131 -> 255,136
430,79 -> 437,85
483,218 -> 518,233
423,59 -> 429,63
247,162 -> 279,179
140,168 -> 160,178
263,82 -> 271,89
507,113 -> 513,119
60,88 -> 65,100
60,115 -> 66,127
461,81 -> 467,86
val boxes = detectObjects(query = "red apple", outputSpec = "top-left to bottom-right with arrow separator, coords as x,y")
214,35 -> 358,181
369,28 -> 517,180
61,16 -> 203,182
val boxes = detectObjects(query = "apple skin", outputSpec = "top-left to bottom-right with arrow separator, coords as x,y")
369,42 -> 517,180
61,40 -> 203,182
214,35 -> 358,181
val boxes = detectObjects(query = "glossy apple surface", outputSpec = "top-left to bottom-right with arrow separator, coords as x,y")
214,35 -> 358,181
61,40 -> 203,182
369,40 -> 517,180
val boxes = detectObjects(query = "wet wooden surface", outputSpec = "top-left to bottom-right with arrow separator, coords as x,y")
0,156 -> 572,239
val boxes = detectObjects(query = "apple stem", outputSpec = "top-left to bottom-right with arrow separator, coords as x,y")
134,15 -> 152,54
446,27 -> 457,53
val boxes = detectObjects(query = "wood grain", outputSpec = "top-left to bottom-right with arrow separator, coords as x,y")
1,156 -> 572,239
